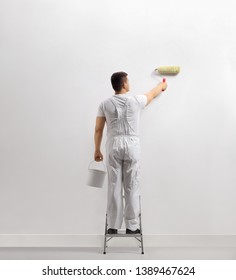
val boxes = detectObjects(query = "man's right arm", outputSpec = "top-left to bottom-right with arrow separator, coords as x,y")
94,116 -> 106,161
144,81 -> 167,106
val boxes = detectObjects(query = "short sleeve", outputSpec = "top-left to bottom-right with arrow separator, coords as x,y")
97,102 -> 105,117
134,94 -> 147,109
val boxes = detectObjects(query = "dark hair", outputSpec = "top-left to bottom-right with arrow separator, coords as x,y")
111,71 -> 128,91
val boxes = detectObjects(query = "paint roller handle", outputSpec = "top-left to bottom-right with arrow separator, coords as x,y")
162,78 -> 167,91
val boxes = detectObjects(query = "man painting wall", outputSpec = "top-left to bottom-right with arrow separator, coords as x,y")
94,72 -> 167,234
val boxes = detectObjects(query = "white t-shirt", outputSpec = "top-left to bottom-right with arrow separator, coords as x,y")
97,93 -> 147,138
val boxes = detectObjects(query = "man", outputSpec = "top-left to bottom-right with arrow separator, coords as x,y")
94,72 -> 167,234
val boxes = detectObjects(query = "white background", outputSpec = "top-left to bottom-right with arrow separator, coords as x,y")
0,0 -> 236,236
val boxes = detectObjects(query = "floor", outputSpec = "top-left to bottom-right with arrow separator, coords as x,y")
0,246 -> 236,260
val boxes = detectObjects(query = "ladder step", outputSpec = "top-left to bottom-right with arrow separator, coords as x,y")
106,230 -> 142,237
106,234 -> 142,237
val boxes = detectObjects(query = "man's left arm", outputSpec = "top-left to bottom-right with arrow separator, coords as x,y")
94,116 -> 106,161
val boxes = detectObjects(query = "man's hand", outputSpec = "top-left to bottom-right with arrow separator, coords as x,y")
94,150 -> 103,161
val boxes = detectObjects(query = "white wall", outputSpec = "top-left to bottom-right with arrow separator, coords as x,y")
0,0 -> 236,239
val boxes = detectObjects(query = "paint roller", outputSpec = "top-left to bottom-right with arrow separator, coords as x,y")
155,66 -> 180,75
155,66 -> 180,91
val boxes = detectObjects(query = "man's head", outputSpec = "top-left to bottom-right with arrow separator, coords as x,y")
111,71 -> 129,93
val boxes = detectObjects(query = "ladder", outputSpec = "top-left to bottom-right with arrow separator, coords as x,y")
103,195 -> 144,254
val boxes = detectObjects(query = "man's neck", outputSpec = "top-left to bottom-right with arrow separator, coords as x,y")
115,89 -> 128,95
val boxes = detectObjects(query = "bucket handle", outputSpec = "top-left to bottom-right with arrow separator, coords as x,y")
88,160 -> 106,171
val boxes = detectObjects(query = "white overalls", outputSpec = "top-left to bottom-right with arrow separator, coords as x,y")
97,93 -> 147,231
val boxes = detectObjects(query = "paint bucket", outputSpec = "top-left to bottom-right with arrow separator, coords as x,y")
87,161 -> 106,188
